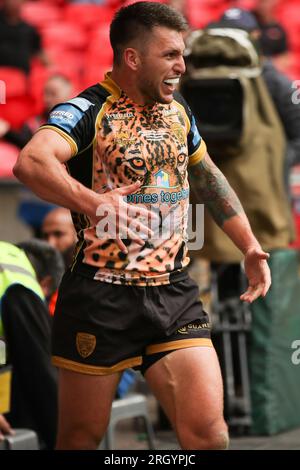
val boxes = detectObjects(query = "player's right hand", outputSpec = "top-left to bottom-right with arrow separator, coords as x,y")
91,181 -> 158,253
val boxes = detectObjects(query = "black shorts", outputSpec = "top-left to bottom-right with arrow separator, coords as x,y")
52,270 -> 212,375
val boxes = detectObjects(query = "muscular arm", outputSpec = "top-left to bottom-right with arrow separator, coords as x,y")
188,152 -> 260,255
13,129 -> 100,219
13,129 -> 154,252
188,152 -> 271,301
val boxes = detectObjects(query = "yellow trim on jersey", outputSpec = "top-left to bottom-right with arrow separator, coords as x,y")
52,355 -> 142,375
92,92 -> 120,193
76,130 -> 96,156
173,99 -> 191,133
40,125 -> 78,156
92,104 -> 109,191
172,99 -> 207,166
146,337 -> 212,355
188,140 -> 207,167
100,72 -> 122,98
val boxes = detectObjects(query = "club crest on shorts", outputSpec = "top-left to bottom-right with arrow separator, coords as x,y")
177,326 -> 188,334
76,333 -> 96,358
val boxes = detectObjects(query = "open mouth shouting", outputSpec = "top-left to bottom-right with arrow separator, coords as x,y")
163,77 -> 180,93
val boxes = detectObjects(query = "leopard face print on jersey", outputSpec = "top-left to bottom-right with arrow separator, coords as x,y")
94,94 -> 188,190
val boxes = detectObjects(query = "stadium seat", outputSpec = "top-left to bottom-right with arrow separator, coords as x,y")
187,0 -> 223,5
21,1 -> 62,29
42,0 -> 65,5
63,4 -> 114,30
231,0 -> 256,9
0,429 -> 39,450
123,0 -> 167,5
86,25 -> 113,67
28,60 -> 50,114
42,22 -> 87,52
0,95 -> 33,129
0,67 -> 27,98
186,0 -> 229,29
99,394 -> 155,450
277,3 -> 300,31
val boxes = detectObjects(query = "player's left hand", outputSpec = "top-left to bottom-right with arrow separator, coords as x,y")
240,247 -> 271,303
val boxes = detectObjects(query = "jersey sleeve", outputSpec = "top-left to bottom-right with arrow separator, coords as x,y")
187,113 -> 207,166
40,96 -> 98,156
174,91 -> 207,166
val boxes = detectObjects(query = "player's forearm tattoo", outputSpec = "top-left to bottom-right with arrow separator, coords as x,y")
189,157 -> 244,227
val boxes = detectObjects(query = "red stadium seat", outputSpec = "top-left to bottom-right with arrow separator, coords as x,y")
187,0 -> 224,5
86,25 -> 113,66
122,0 -> 167,5
42,0 -> 65,5
276,3 -> 300,30
0,67 -> 28,98
234,0 -> 256,9
186,8 -> 218,29
63,4 -> 114,30
0,141 -> 19,179
28,60 -> 50,114
21,1 -> 62,29
0,95 -> 34,129
186,0 -> 229,29
42,22 -> 87,51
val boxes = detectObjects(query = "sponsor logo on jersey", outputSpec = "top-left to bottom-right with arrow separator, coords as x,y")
171,123 -> 186,145
163,107 -> 178,117
106,112 -> 134,121
114,130 -> 135,146
141,130 -> 165,141
50,110 -> 74,120
49,104 -> 85,131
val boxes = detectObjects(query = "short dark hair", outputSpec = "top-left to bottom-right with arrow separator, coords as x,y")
17,239 -> 64,295
110,1 -> 188,65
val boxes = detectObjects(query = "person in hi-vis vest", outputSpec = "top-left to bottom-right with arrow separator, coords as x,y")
0,240 -> 64,449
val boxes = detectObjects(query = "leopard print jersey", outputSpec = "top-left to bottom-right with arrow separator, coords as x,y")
43,73 -> 206,285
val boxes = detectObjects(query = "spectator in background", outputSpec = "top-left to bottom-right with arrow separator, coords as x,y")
0,0 -> 49,74
42,207 -> 77,269
251,0 -> 290,73
41,208 -> 77,316
17,239 -> 65,302
0,74 -> 73,149
0,240 -> 64,449
0,74 -> 73,244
